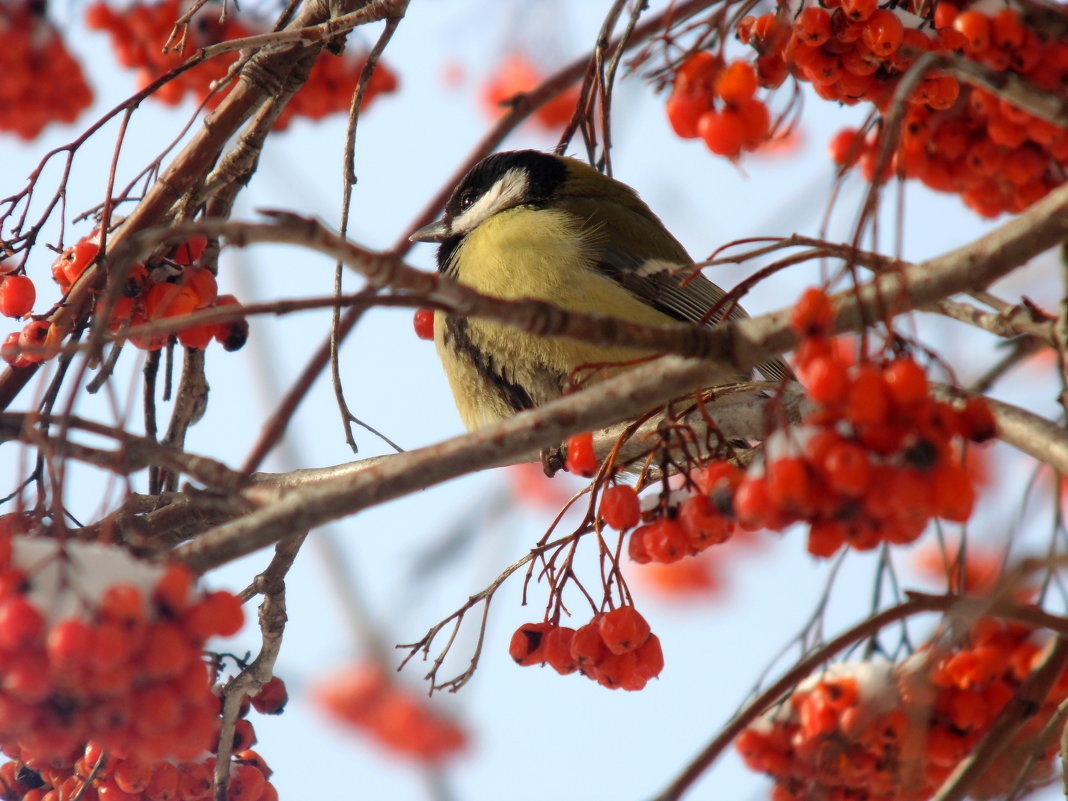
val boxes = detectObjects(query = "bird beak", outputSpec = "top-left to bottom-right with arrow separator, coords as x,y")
409,219 -> 448,243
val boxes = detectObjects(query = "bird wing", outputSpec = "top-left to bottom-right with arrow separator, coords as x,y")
558,196 -> 792,383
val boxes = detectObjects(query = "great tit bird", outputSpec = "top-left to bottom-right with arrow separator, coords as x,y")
410,150 -> 788,430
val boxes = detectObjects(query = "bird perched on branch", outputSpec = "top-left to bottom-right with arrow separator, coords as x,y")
410,149 -> 788,432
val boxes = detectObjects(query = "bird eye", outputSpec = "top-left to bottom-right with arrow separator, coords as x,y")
458,189 -> 476,210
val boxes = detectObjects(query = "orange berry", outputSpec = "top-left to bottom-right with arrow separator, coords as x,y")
861,9 -> 904,57
828,128 -> 864,167
932,463 -> 974,522
802,354 -> 850,406
641,518 -> 688,562
542,626 -> 578,675
847,366 -> 890,426
185,590 -> 244,639
807,520 -> 846,557
841,0 -> 876,22
957,397 -> 996,442
678,494 -> 732,550
673,51 -> 721,94
600,484 -> 641,530
0,595 -> 44,649
883,358 -> 928,407
794,7 -> 832,46
953,10 -> 990,55
508,622 -> 551,666
766,457 -> 814,515
250,676 -> 288,715
100,583 -> 147,626
933,2 -> 958,28
413,308 -> 434,340
698,109 -> 746,157
228,762 -> 266,801
46,617 -> 94,670
564,432 -> 598,477
627,524 -> 652,563
154,563 -> 194,615
598,606 -> 651,655
733,476 -> 772,530
736,99 -> 770,147
791,288 -> 835,338
172,236 -> 207,266
666,90 -> 713,139
0,274 -> 36,318
714,60 -> 758,105
144,762 -> 179,801
569,617 -> 608,672
820,441 -> 871,497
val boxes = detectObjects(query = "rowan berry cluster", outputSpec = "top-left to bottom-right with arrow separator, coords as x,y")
313,662 -> 466,762
0,526 -> 244,770
725,287 -> 995,557
481,53 -> 582,131
4,721 -> 278,801
0,683 -> 281,801
665,53 -> 772,157
623,464 -> 744,564
508,606 -> 664,691
0,1 -> 93,140
85,0 -> 398,128
737,618 -> 1067,801
729,1 -> 1068,216
566,432 -> 740,566
1,232 -> 249,369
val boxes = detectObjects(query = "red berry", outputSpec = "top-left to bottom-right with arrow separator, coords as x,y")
100,583 -> 147,625
172,236 -> 208,266
0,275 -> 35,318
883,358 -> 928,408
18,320 -> 52,363
543,626 -> 578,675
569,617 -> 608,671
794,7 -> 832,46
641,518 -> 688,563
184,268 -> 218,307
714,60 -> 758,105
847,366 -> 890,427
698,109 -> 746,157
508,622 -> 551,666
154,563 -> 194,614
933,2 -> 958,28
599,606 -> 651,655
802,354 -> 851,406
228,762 -> 266,801
47,617 -> 94,669
820,441 -> 871,497
953,10 -> 990,55
600,485 -> 641,530
628,525 -> 652,564
957,397 -> 996,442
0,595 -> 44,649
841,0 -> 876,22
790,288 -> 834,337
1,331 -> 20,365
666,91 -> 712,139
251,676 -> 289,715
861,9 -> 904,57
828,128 -> 863,167
565,432 -> 598,477
413,308 -> 434,340
677,493 -> 731,550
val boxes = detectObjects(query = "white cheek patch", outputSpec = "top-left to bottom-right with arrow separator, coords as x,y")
452,168 -> 530,234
